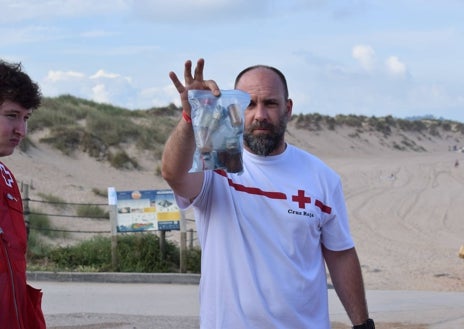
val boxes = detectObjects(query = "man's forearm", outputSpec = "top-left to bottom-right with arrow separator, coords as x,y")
161,118 -> 196,183
323,247 -> 370,325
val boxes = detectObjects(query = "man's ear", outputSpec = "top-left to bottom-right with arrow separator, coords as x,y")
285,98 -> 293,119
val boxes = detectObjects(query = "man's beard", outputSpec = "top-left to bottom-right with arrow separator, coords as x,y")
243,115 -> 288,156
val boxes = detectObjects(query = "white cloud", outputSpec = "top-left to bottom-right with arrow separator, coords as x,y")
40,68 -> 140,107
351,46 -> 409,80
385,56 -> 407,78
87,70 -> 138,106
45,70 -> 85,82
138,84 -> 181,108
90,70 -> 121,80
41,70 -> 87,98
352,45 -> 376,71
92,84 -> 110,104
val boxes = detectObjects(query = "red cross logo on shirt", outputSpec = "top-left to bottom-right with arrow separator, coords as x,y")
292,190 -> 311,209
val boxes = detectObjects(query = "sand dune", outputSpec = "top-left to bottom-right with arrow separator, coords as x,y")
4,121 -> 464,292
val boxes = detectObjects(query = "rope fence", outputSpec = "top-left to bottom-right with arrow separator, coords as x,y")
20,183 -> 198,272
22,196 -> 198,243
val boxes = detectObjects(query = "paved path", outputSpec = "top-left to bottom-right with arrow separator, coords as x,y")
33,280 -> 464,329
38,281 -> 199,328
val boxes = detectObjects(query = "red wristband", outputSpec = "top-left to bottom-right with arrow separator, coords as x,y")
182,111 -> 192,124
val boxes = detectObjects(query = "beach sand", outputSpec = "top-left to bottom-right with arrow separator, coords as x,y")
4,121 -> 464,295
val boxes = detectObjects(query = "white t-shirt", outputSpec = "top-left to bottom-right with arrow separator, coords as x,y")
176,144 -> 354,329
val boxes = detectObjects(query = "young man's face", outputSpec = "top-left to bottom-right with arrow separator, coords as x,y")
0,100 -> 32,157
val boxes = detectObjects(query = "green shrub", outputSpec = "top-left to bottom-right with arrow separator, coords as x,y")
26,211 -> 67,265
37,192 -> 68,211
28,99 -> 80,132
185,247 -> 201,273
116,233 -> 176,272
49,235 -> 112,271
76,204 -> 108,219
27,210 -> 66,239
46,233 -> 192,273
28,95 -> 180,166
19,136 -> 35,152
335,114 -> 364,127
92,188 -> 108,198
40,126 -> 84,155
27,229 -> 53,262
108,150 -> 139,170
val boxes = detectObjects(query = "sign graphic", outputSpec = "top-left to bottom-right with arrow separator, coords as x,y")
114,189 -> 180,232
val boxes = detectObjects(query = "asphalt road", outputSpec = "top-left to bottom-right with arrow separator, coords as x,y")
31,278 -> 464,329
39,280 -> 199,329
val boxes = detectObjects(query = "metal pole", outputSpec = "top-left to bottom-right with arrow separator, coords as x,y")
107,187 -> 118,271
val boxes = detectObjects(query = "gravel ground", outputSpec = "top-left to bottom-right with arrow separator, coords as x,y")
46,314 -> 199,329
46,313 -> 428,329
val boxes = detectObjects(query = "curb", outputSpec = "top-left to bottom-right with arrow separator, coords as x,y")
27,271 -> 200,285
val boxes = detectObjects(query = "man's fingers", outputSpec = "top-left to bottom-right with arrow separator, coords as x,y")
169,71 -> 185,93
183,60 -> 193,83
172,58 -> 219,95
203,79 -> 221,96
193,58 -> 205,82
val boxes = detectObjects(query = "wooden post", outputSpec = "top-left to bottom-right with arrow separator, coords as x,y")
179,210 -> 187,273
22,183 -> 30,240
109,204 -> 118,271
189,228 -> 194,249
160,230 -> 166,263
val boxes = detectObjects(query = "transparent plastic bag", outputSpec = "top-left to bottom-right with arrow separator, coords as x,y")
188,89 -> 250,173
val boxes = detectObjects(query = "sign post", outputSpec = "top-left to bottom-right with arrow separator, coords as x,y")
107,187 -> 118,270
108,188 -> 182,270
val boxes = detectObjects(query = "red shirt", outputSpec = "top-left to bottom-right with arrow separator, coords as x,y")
0,161 -> 45,329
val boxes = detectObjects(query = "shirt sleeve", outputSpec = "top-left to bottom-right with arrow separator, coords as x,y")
321,181 -> 355,251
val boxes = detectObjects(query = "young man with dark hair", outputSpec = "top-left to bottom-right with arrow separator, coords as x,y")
0,60 -> 45,329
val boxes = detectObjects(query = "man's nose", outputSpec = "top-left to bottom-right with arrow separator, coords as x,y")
14,120 -> 27,137
254,103 -> 268,121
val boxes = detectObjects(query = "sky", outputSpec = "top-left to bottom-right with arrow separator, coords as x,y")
2,0 -> 464,122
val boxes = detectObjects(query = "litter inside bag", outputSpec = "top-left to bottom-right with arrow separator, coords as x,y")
188,89 -> 250,173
